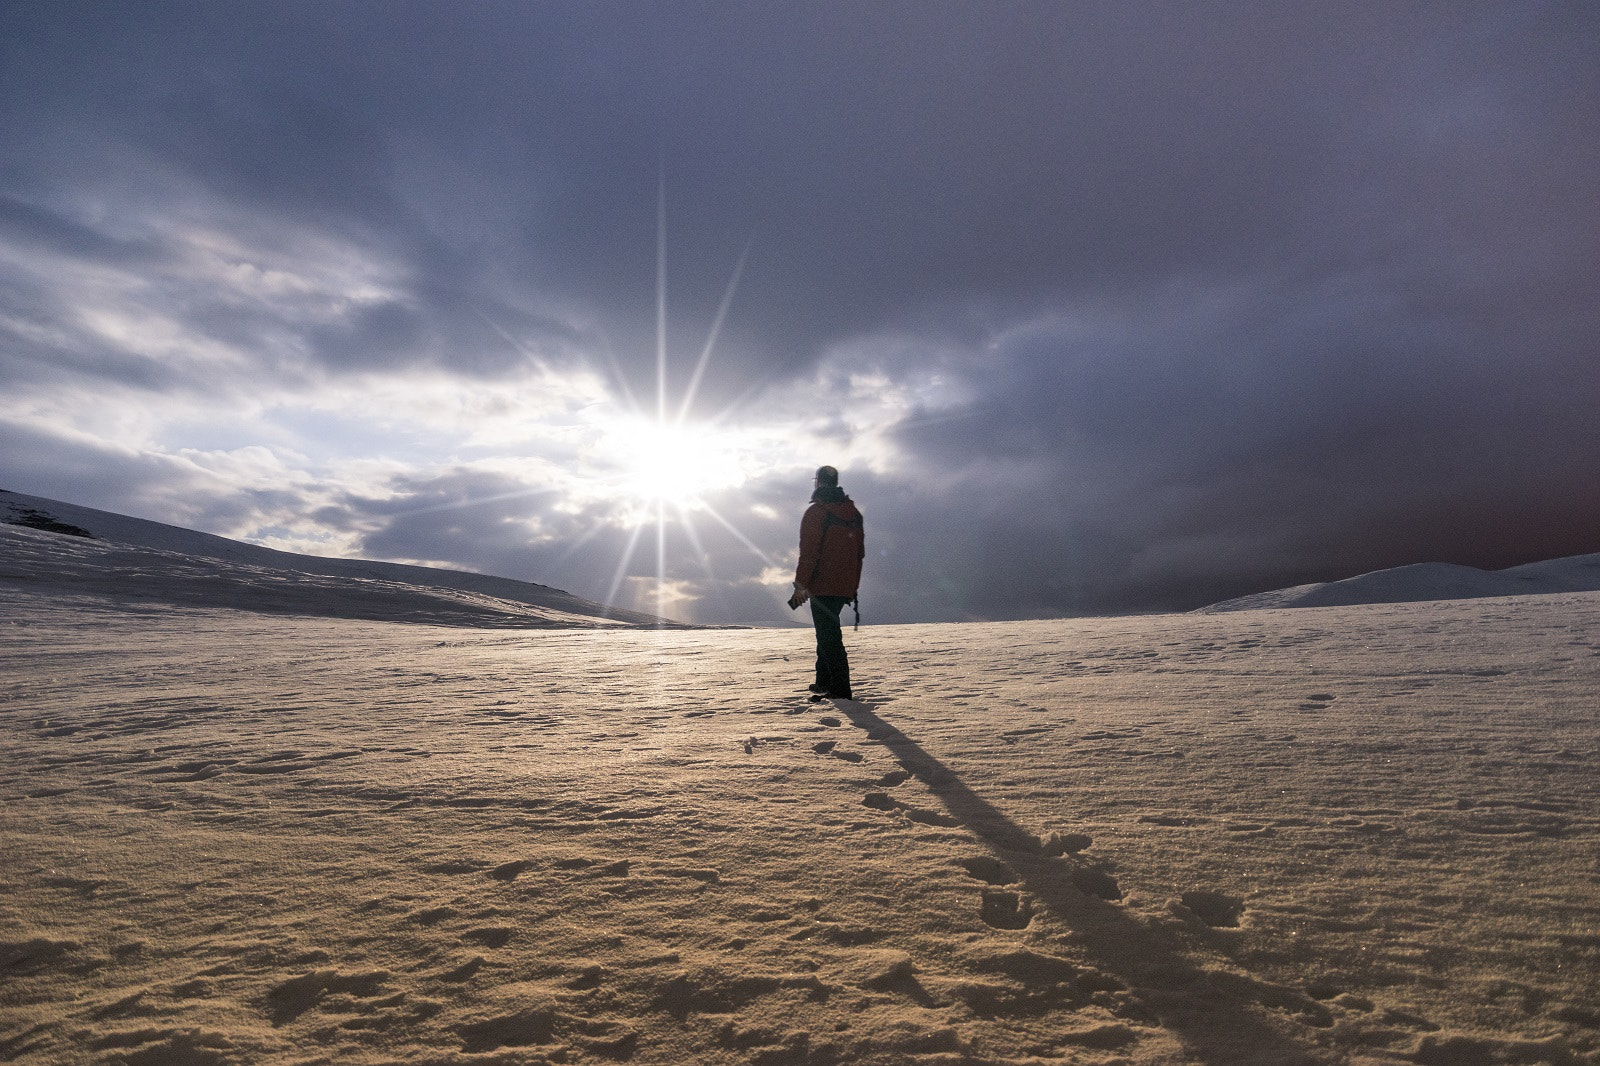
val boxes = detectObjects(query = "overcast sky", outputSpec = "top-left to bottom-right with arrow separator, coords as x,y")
2,1 -> 1596,624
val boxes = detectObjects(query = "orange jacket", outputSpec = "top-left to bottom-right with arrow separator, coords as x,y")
795,496 -> 864,598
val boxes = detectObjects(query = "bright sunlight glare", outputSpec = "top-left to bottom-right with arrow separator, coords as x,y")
604,415 -> 747,507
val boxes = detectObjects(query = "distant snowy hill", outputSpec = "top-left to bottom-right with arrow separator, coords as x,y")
1198,554 -> 1600,613
0,489 -> 680,628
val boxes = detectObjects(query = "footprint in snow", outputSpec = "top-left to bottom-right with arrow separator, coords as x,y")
980,890 -> 1034,930
958,856 -> 1019,886
1172,890 -> 1245,927
1138,813 -> 1207,827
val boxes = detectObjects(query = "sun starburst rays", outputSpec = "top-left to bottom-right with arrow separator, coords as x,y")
363,186 -> 783,624
591,185 -> 779,625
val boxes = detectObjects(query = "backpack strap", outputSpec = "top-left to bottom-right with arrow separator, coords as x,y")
806,513 -> 832,586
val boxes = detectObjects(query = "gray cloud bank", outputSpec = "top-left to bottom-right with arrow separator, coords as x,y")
2,1 -> 1596,623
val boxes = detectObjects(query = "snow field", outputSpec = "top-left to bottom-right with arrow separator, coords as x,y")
3,590 -> 1598,1063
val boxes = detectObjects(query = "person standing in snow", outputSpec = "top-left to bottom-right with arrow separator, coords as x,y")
790,465 -> 864,701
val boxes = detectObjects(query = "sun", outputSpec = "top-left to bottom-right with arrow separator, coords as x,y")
568,178 -> 792,621
606,414 -> 746,506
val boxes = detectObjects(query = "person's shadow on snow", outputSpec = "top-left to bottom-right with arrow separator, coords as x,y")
832,697 -> 1331,1066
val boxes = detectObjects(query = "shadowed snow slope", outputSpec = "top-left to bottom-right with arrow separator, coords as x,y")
1198,554 -> 1600,613
0,489 -> 676,628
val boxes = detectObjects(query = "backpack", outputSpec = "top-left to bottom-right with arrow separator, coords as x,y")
808,509 -> 863,629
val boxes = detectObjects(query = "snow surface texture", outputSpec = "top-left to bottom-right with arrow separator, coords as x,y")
4,581 -> 1600,1062
1199,556 -> 1600,613
0,490 -> 674,629
3,495 -> 1600,1062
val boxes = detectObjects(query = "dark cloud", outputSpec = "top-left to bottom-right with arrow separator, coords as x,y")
858,257 -> 1600,617
1,1 -> 1596,622
0,195 -> 156,263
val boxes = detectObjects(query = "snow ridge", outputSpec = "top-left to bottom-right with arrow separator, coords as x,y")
1198,555 -> 1600,613
0,489 -> 680,628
